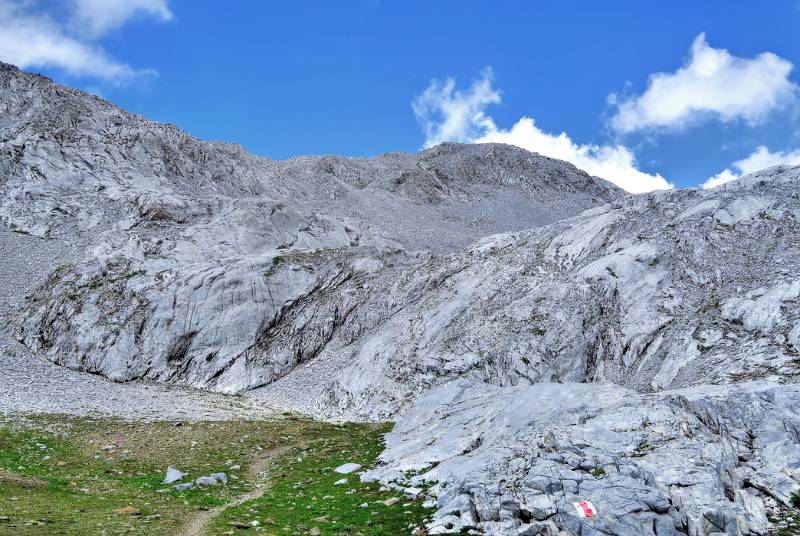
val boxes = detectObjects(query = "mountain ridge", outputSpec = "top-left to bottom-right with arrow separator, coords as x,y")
0,61 -> 623,394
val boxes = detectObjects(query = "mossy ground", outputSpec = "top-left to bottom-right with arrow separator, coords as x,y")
0,416 -> 429,536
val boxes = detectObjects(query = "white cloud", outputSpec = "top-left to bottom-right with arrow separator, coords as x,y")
72,0 -> 172,37
0,3 -> 133,79
703,145 -> 800,188
610,33 -> 797,134
0,0 -> 171,81
413,67 -> 500,147
475,117 -> 671,193
413,69 -> 671,193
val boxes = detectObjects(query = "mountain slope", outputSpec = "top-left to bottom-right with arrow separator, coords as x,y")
3,62 -> 800,535
0,61 -> 620,252
367,378 -> 800,535
0,61 -> 621,392
350,169 -> 800,536
242,165 -> 800,419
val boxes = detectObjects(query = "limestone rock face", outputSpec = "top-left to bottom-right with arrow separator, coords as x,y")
365,379 -> 800,535
3,62 -> 800,535
0,62 -> 621,393
251,166 -> 800,421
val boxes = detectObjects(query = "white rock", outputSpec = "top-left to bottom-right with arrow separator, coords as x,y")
334,463 -> 362,474
163,466 -> 186,484
195,473 -> 227,486
403,487 -> 423,499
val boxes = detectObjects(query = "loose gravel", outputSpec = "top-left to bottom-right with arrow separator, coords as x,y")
0,338 -> 279,421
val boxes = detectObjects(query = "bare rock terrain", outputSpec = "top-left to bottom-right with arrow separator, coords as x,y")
367,379 -> 800,535
0,61 -> 621,395
1,62 -> 799,535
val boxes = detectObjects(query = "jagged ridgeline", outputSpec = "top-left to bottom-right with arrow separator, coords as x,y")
2,61 -> 800,536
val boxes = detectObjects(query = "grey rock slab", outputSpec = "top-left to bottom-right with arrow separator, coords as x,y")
195,473 -> 227,486
250,164 -> 800,421
0,63 -> 622,402
334,463 -> 362,474
364,379 -> 800,535
163,466 -> 186,484
0,338 -> 279,421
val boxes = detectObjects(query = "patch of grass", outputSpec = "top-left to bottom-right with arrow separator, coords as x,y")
207,422 -> 430,535
264,256 -> 287,278
264,248 -> 339,278
0,417 -> 264,535
631,440 -> 654,458
0,417 -> 429,535
79,271 -> 145,291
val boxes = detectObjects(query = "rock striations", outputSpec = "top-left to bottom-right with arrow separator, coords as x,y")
1,61 -> 799,535
0,61 -> 620,394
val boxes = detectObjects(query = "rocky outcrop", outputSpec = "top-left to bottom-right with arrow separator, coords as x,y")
0,63 -> 619,251
365,379 -> 800,535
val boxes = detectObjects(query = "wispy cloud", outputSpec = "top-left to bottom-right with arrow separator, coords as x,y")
704,145 -> 800,188
609,33 -> 797,134
72,0 -> 172,37
0,0 -> 172,81
413,69 -> 671,193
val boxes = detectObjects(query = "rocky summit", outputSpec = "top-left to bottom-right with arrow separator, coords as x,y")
1,61 -> 799,536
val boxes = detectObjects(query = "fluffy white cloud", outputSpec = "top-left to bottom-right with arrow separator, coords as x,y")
413,69 -> 671,193
610,33 -> 797,134
73,0 -> 172,37
703,145 -> 800,188
413,67 -> 501,147
0,0 -> 171,81
475,117 -> 671,193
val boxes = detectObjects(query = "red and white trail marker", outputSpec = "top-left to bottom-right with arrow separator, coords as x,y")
573,500 -> 597,518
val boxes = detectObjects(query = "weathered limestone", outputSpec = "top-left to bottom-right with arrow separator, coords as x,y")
2,61 -> 800,535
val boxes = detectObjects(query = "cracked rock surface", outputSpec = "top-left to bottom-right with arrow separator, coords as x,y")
364,380 -> 800,535
251,166 -> 800,422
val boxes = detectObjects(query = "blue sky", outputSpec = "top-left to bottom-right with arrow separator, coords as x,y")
1,1 -> 800,191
